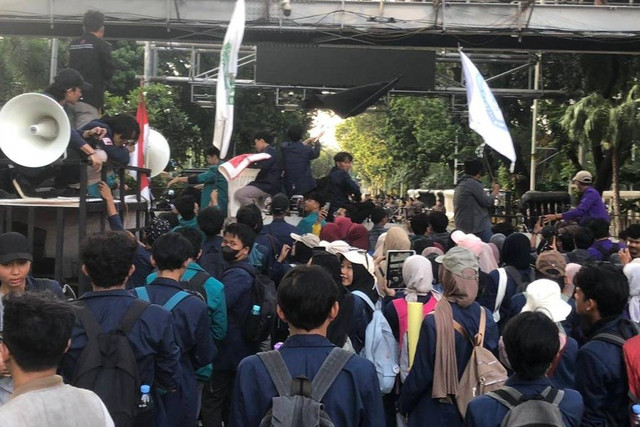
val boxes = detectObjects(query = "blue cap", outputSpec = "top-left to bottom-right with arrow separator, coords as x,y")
141,385 -> 151,394
633,404 -> 640,415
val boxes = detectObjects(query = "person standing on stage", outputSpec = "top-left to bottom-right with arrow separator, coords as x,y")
543,170 -> 610,226
168,146 -> 229,217
235,132 -> 282,209
69,10 -> 115,128
281,125 -> 321,197
453,158 -> 500,243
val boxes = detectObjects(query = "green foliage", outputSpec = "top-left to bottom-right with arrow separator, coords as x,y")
109,41 -> 144,96
335,112 -> 391,192
311,148 -> 337,179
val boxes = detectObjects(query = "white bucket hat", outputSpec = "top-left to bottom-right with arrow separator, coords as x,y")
521,279 -> 572,322
342,249 -> 375,278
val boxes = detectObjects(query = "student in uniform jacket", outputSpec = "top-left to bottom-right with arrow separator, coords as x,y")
133,233 -> 215,427
230,265 -> 384,427
197,206 -> 228,280
236,132 -> 283,208
574,262 -> 637,427
339,250 -> 377,355
61,232 -> 181,427
261,193 -> 301,253
477,233 -> 533,329
202,223 -> 259,427
464,312 -> 583,427
281,125 -> 322,197
329,152 -> 361,218
398,247 -> 499,427
168,146 -> 229,217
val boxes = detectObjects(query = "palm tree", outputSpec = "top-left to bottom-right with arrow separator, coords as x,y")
560,86 -> 640,234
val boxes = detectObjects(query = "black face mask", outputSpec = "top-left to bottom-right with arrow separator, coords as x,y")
222,245 -> 240,262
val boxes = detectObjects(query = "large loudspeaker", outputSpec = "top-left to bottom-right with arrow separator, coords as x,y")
146,129 -> 170,177
0,93 -> 70,167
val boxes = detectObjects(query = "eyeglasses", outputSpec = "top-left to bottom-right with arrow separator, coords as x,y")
124,139 -> 137,147
355,249 -> 370,271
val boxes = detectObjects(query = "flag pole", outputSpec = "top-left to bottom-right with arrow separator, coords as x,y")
529,55 -> 541,191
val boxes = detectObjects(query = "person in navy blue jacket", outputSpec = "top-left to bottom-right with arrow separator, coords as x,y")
202,223 -> 259,427
61,231 -> 181,427
398,247 -> 499,427
261,193 -> 301,253
230,265 -> 384,427
477,233 -> 534,330
235,131 -> 283,208
574,262 -> 637,426
197,206 -> 227,280
328,152 -> 361,218
133,232 -> 215,427
281,124 -> 321,197
465,312 -> 583,427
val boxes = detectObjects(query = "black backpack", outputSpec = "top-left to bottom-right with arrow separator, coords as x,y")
233,264 -> 277,343
72,299 -> 149,427
182,270 -> 210,303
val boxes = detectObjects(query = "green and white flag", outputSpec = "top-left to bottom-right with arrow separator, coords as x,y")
213,0 -> 246,159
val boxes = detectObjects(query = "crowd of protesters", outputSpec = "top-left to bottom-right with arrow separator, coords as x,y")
0,144 -> 639,427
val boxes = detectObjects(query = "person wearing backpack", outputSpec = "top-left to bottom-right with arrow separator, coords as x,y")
477,233 -> 534,329
464,312 -> 583,427
197,206 -> 227,281
133,233 -> 216,427
229,265 -> 385,427
574,262 -> 639,426
398,247 -> 500,427
0,293 -> 115,427
586,218 -> 625,262
340,250 -> 377,354
202,223 -> 260,427
150,227 -> 228,418
61,231 -> 181,427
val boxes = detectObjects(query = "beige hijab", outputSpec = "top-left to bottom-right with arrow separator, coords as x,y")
432,264 -> 479,399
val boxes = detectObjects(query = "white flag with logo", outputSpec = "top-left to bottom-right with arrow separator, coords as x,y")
460,51 -> 516,172
213,0 -> 246,159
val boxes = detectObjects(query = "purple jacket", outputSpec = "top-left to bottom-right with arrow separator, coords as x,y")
562,187 -> 609,225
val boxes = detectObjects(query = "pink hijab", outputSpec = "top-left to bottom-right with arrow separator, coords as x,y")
320,223 -> 343,242
346,224 -> 370,250
334,216 -> 354,237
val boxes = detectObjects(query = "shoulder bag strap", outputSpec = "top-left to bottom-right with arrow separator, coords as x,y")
257,350 -> 292,397
311,348 -> 354,401
163,291 -> 191,312
118,299 -> 150,335
452,320 -> 475,347
540,386 -> 565,406
487,386 -> 522,410
74,302 -> 102,341
476,307 -> 486,347
593,332 -> 626,346
351,290 -> 376,312
494,268 -> 507,323
135,286 -> 150,302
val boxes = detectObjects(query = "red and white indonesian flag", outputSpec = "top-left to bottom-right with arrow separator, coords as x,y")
213,0 -> 246,159
460,51 -> 517,172
219,153 -> 271,181
130,94 -> 151,202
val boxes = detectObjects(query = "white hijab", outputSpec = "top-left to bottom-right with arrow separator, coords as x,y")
624,263 -> 640,322
402,255 -> 434,302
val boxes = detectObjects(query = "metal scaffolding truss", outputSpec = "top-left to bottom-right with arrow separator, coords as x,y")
3,0 -> 640,51
139,41 -> 564,108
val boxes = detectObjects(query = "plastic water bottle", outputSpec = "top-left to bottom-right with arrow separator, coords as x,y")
631,404 -> 640,426
251,305 -> 261,316
136,384 -> 153,427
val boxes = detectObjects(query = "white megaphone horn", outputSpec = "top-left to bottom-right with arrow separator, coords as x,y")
145,129 -> 171,178
0,93 -> 70,168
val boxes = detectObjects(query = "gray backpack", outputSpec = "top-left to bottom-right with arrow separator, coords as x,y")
257,347 -> 353,427
488,386 -> 566,427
